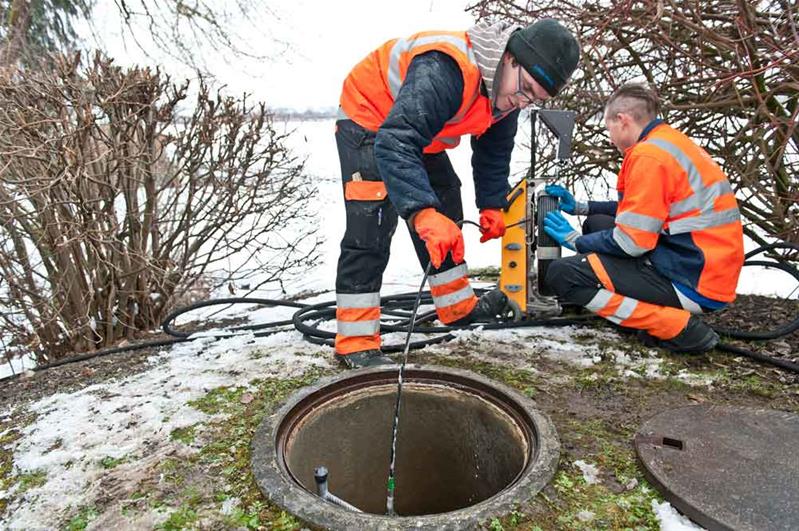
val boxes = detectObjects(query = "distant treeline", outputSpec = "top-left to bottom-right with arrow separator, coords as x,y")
269,107 -> 339,121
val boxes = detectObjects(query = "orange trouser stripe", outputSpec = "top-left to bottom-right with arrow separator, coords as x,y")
335,292 -> 382,355
596,292 -> 624,319
427,265 -> 477,324
620,303 -> 689,339
587,253 -> 615,291
335,333 -> 381,355
436,295 -> 478,324
587,288 -> 689,340
336,306 -> 381,322
430,276 -> 470,297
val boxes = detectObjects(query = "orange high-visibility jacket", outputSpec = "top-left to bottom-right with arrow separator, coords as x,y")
339,31 -> 493,153
611,123 -> 744,302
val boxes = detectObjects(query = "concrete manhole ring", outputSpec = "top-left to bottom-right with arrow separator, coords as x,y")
251,364 -> 560,530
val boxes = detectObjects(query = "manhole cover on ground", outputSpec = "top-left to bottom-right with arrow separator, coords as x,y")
635,405 -> 799,531
251,365 -> 559,530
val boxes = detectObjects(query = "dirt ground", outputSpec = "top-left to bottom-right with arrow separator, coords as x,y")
0,293 -> 797,530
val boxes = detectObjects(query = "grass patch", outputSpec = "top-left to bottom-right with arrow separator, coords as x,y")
573,363 -> 624,393
429,357 -> 541,398
0,430 -> 21,511
468,266 -> 501,281
188,386 -> 249,415
132,367 -> 329,529
548,468 -> 660,530
156,504 -> 198,530
65,505 -> 98,531
721,372 -> 782,398
170,425 -> 198,445
100,455 -> 128,470
17,469 -> 47,492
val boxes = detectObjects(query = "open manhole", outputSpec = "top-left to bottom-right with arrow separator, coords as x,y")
251,365 -> 559,530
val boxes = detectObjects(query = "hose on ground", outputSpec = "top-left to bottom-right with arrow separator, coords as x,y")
23,243 -> 799,376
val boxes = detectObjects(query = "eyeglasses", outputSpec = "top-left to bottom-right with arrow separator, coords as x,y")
513,65 -> 539,108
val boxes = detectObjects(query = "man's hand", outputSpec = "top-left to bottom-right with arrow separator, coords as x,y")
545,184 -> 587,215
543,211 -> 580,251
479,209 -> 505,243
413,208 -> 465,268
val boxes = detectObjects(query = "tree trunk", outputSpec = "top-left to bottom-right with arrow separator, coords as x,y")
1,0 -> 31,67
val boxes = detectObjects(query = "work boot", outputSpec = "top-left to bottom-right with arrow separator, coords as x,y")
451,289 -> 518,325
637,316 -> 719,354
334,350 -> 393,369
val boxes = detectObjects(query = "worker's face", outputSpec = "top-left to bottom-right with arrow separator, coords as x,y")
604,111 -> 638,154
495,53 -> 551,113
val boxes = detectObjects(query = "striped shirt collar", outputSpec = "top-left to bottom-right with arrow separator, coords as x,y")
466,20 -> 520,106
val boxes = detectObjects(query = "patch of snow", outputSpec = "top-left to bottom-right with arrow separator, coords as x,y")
574,459 -> 600,485
674,369 -> 716,387
618,353 -> 665,379
220,497 -> 240,516
0,353 -> 37,381
652,500 -> 706,531
1,330 -> 329,530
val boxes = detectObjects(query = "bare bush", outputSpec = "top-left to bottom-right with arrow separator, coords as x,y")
471,0 -> 799,247
0,52 -> 319,362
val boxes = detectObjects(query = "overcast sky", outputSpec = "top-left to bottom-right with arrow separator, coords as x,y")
81,0 -> 476,110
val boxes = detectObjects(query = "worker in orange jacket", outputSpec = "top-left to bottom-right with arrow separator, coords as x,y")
543,83 -> 744,353
334,20 -> 580,367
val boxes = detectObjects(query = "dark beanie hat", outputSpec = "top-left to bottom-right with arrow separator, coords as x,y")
506,19 -> 579,97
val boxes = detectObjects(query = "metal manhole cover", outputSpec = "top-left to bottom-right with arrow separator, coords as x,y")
635,405 -> 799,530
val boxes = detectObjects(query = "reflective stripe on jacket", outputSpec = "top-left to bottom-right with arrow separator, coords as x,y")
612,123 -> 744,302
340,31 -> 493,154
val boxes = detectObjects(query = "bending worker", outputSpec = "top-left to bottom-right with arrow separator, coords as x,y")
334,20 -> 580,367
543,82 -> 744,353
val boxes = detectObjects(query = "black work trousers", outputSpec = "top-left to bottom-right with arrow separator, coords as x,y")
544,214 -> 709,339
334,119 -> 464,295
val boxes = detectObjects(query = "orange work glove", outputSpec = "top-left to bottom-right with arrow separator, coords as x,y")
479,208 -> 506,243
412,208 -> 465,269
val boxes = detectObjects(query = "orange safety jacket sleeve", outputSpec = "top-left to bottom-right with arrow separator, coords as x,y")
374,51 -> 463,219
576,154 -> 670,257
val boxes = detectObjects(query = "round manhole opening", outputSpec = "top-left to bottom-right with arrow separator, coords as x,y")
252,365 -> 559,529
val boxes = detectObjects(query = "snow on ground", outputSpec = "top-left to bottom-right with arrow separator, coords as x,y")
0,330 -> 330,529
653,500 -> 706,531
573,459 -> 601,485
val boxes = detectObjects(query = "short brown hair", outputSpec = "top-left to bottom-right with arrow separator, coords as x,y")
605,83 -> 660,123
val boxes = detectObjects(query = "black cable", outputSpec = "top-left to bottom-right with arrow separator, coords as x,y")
19,243 -> 799,377
34,337 -> 190,370
716,342 -> 799,373
161,297 -> 305,338
744,241 -> 799,261
386,262 -> 432,515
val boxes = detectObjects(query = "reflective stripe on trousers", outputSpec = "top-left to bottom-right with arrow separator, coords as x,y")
428,263 -> 477,324
586,254 -> 689,339
335,292 -> 381,354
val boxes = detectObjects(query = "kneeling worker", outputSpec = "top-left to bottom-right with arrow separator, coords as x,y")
543,83 -> 744,353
